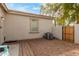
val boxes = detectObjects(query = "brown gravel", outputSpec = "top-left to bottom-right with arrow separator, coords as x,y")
5,39 -> 79,56
26,39 -> 79,56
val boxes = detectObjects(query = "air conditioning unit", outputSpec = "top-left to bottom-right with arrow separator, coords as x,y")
43,32 -> 53,40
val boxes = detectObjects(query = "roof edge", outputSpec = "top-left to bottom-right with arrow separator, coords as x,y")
8,9 -> 53,19
0,3 -> 8,12
0,3 -> 53,20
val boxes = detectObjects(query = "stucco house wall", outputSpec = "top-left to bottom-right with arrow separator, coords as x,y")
0,5 -> 6,44
52,25 -> 62,40
5,13 -> 53,41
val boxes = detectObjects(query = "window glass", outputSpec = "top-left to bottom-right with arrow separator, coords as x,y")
30,19 -> 38,32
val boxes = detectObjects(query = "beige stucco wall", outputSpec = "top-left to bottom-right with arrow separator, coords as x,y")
74,24 -> 79,44
52,25 -> 62,40
5,13 -> 53,41
0,5 -> 6,44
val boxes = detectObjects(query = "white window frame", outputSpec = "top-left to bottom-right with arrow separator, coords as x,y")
30,18 -> 39,33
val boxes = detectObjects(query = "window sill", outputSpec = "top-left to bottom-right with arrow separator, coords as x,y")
29,31 -> 39,33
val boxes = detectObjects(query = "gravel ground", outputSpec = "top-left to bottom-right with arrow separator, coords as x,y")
4,39 -> 79,56
27,39 -> 79,56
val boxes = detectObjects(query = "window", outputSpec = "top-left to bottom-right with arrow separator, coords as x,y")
30,18 -> 39,33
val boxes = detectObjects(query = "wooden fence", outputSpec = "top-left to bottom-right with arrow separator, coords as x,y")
63,26 -> 74,43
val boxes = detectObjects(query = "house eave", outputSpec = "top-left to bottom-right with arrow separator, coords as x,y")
8,9 -> 53,20
0,3 -> 53,20
0,3 -> 8,12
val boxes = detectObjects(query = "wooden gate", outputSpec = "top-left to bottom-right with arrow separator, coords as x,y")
63,26 -> 74,43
